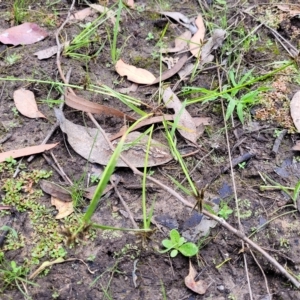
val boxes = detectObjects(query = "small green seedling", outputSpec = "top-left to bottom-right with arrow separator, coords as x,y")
160,229 -> 198,257
238,161 -> 246,169
146,32 -> 154,41
218,202 -> 233,220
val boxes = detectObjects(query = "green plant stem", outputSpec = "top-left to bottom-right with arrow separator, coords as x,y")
248,210 -> 297,239
186,62 -> 293,105
142,125 -> 154,229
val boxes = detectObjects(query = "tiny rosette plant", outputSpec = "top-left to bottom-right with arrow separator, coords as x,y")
160,229 -> 198,258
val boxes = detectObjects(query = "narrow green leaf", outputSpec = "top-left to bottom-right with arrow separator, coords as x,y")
293,179 -> 300,203
236,102 -> 244,124
239,69 -> 254,85
225,97 -> 236,121
229,70 -> 237,87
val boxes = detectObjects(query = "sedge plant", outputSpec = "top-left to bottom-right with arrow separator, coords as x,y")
141,125 -> 156,232
72,114 -> 153,240
182,62 -> 293,105
109,0 -> 123,63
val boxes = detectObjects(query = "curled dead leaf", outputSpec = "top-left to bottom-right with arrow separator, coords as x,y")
13,89 -> 46,119
184,261 -> 208,294
115,59 -> 156,84
189,14 -> 205,58
290,90 -> 300,132
51,196 -> 74,219
160,31 -> 191,53
292,141 -> 300,151
162,87 -> 197,143
65,92 -> 136,121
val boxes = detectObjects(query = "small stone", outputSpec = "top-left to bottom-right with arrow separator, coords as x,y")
217,285 -> 225,292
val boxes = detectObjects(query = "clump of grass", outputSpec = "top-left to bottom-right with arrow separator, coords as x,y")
12,0 -> 30,24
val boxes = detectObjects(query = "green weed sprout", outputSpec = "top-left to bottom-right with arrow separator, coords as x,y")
0,259 -> 37,296
160,229 -> 198,258
218,202 -> 233,219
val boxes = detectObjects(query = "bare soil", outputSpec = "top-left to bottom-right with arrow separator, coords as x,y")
1,0 -> 300,299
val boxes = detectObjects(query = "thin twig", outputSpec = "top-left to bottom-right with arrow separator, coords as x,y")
217,65 -> 253,298
249,246 -> 271,297
50,151 -> 73,185
272,129 -> 287,156
110,177 -> 138,229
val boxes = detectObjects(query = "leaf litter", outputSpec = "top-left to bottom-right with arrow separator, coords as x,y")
162,87 -> 198,143
0,23 -> 48,45
115,59 -> 156,84
0,144 -> 58,163
2,0 -> 300,298
13,89 -> 46,119
54,109 -> 172,167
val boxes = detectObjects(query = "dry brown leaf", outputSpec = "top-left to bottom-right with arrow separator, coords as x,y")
109,114 -> 175,141
160,31 -> 191,53
84,184 -> 113,200
184,261 -> 208,294
160,11 -> 190,26
115,59 -> 156,84
162,87 -> 197,143
69,7 -> 93,20
0,23 -> 48,45
40,180 -> 72,202
201,29 -> 226,64
29,258 -> 65,280
0,143 -> 58,163
65,92 -> 136,121
292,141 -> 300,151
34,45 -> 60,60
151,54 -> 188,84
277,5 -> 300,16
125,0 -> 135,9
89,4 -> 116,25
189,14 -> 205,58
290,90 -> 300,132
55,109 -> 172,167
51,196 -> 74,219
13,89 -> 46,119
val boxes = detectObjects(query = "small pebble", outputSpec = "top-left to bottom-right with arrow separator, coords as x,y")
217,285 -> 225,292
